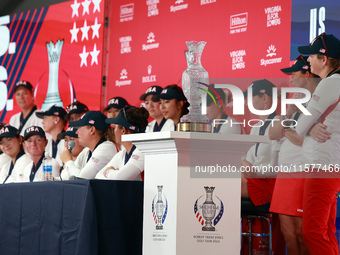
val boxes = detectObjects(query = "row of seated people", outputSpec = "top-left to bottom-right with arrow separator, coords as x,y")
1,32 -> 340,255
0,79 -> 243,184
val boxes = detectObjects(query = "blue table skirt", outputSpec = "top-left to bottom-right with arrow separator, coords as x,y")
0,180 -> 143,255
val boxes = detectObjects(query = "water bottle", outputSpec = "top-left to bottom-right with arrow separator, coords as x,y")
43,154 -> 53,181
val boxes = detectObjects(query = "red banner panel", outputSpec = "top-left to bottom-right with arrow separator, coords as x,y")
0,0 -> 105,123
106,0 -> 292,109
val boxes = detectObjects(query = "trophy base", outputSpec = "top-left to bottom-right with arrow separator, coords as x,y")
156,225 -> 163,230
202,226 -> 215,231
177,122 -> 212,132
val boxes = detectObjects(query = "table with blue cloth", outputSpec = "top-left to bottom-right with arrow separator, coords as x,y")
0,180 -> 143,255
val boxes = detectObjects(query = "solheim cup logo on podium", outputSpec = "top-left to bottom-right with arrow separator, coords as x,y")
42,40 -> 64,110
194,186 -> 224,231
152,185 -> 168,230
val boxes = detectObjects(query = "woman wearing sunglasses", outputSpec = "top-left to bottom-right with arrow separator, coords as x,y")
269,55 -> 319,255
0,125 -> 31,183
296,33 -> 340,255
96,106 -> 148,180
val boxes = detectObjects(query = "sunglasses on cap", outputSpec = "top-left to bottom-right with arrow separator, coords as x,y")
314,32 -> 328,58
296,54 -> 309,66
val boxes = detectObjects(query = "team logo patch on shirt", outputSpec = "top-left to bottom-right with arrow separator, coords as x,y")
312,94 -> 320,102
91,157 -> 99,163
132,155 -> 139,160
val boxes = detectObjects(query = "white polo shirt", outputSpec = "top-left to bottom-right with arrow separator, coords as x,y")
9,107 -> 43,136
297,73 -> 340,167
246,116 -> 279,177
0,153 -> 11,174
61,140 -> 118,180
20,157 -> 60,182
96,146 -> 144,180
0,153 -> 32,183
45,137 -> 65,166
145,118 -> 175,133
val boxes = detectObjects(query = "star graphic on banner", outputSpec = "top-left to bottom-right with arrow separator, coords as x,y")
90,43 -> 100,65
80,20 -> 90,41
70,22 -> 79,43
82,0 -> 91,16
79,45 -> 89,67
92,0 -> 101,13
71,0 -> 80,18
91,17 -> 101,39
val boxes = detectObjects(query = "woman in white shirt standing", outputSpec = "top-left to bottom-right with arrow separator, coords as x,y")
296,33 -> 340,255
96,106 -> 148,180
0,125 -> 31,183
269,55 -> 319,255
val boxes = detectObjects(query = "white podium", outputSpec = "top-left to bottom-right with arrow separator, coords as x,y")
123,131 -> 267,255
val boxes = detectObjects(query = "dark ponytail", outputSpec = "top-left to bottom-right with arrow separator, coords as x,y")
125,107 -> 149,133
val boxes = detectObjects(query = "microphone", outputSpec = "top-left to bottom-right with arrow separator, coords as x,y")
68,140 -> 76,152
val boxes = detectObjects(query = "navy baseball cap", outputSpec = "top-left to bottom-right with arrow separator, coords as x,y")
152,87 -> 187,101
69,111 -> 109,131
106,106 -> 142,133
65,101 -> 89,121
36,105 -> 67,120
298,33 -> 340,59
0,125 -> 20,140
244,79 -> 276,98
104,97 -> 130,111
13,80 -> 34,93
23,126 -> 46,140
57,126 -> 78,140
139,85 -> 163,101
281,55 -> 311,75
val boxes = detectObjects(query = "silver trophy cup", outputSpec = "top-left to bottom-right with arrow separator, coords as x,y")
202,186 -> 216,231
155,185 -> 164,230
42,40 -> 64,110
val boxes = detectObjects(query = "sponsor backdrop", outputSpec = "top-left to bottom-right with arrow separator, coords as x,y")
106,0 -> 292,111
0,0 -> 104,123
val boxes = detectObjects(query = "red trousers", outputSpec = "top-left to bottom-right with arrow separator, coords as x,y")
303,172 -> 340,255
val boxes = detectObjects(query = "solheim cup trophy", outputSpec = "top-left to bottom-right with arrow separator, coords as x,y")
178,41 -> 211,132
202,186 -> 217,231
155,185 -> 164,230
42,40 -> 64,110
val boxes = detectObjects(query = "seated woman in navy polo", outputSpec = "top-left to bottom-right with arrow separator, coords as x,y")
0,125 -> 31,183
96,106 -> 148,180
21,126 -> 60,182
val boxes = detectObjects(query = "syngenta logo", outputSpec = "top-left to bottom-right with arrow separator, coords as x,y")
200,84 -> 311,116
